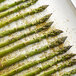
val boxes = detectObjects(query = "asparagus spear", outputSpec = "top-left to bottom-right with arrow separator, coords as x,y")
0,37 -> 66,70
62,68 -> 76,76
1,49 -> 73,76
0,5 -> 48,28
0,22 -> 53,48
0,29 -> 63,57
0,14 -> 52,37
0,0 -> 28,12
23,53 -> 75,76
0,0 -> 38,18
0,0 -> 5,3
38,59 -> 76,76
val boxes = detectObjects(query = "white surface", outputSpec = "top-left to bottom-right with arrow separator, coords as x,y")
71,0 -> 76,8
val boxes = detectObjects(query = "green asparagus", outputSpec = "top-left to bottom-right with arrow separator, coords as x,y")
0,0 -> 5,3
0,14 -> 52,37
38,59 -> 76,76
23,53 -> 75,76
0,37 -> 66,70
0,0 -> 28,12
1,50 -> 74,76
62,68 -> 76,76
0,29 -> 62,57
0,0 -> 38,18
0,5 -> 48,28
0,22 -> 53,48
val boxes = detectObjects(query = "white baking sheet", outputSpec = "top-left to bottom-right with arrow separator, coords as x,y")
71,0 -> 76,8
0,0 -> 76,76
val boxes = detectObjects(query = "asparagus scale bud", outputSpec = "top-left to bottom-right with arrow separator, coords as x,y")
0,0 -> 28,12
0,37 -> 66,71
0,0 -> 38,18
0,5 -> 48,28
0,14 -> 52,37
0,46 -> 72,76
23,53 -> 75,76
0,22 -> 53,48
62,68 -> 76,76
0,29 -> 62,57
38,59 -> 76,76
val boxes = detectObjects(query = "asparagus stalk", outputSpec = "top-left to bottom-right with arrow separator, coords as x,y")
0,5 -> 48,28
38,59 -> 76,76
62,68 -> 76,76
0,29 -> 63,57
0,0 -> 5,3
0,14 -> 52,37
0,22 -> 53,48
1,50 -> 73,76
0,0 -> 28,12
0,37 -> 66,70
0,0 -> 38,18
23,53 -> 75,76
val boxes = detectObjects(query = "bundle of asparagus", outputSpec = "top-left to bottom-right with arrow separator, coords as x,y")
0,28 -> 63,57
1,53 -> 75,76
0,0 -> 75,76
37,59 -> 76,76
0,36 -> 66,70
62,69 -> 76,76
0,14 -> 52,37
0,5 -> 48,28
0,0 -> 28,12
22,54 -> 75,76
0,22 -> 53,48
0,0 -> 38,18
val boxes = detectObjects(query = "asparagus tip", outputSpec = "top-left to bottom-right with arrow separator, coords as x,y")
66,53 -> 76,58
57,36 -> 67,44
59,30 -> 63,33
40,14 -> 52,23
68,46 -> 72,49
43,5 -> 49,8
65,46 -> 72,50
50,21 -> 54,24
62,36 -> 67,42
39,5 -> 49,11
47,13 -> 52,17
70,53 -> 76,56
47,22 -> 53,26
56,29 -> 63,34
70,59 -> 76,65
43,13 -> 52,20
